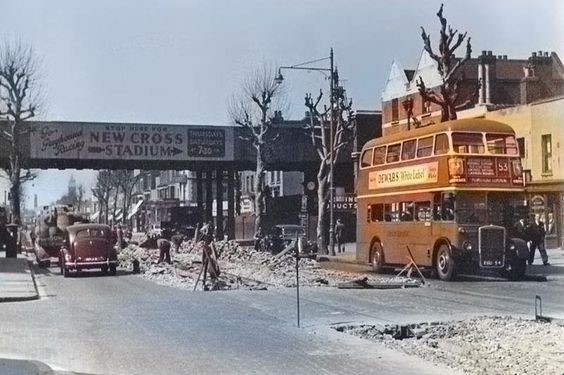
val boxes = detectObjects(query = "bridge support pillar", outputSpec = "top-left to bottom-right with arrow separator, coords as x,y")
215,169 -> 224,240
205,170 -> 213,225
227,168 -> 235,240
197,170 -> 203,224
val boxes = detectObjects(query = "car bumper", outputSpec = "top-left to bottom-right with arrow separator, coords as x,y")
66,260 -> 118,269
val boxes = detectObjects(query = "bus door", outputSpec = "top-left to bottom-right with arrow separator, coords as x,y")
431,192 -> 457,248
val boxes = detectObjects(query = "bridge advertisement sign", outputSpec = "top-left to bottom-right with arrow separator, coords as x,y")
30,122 -> 234,161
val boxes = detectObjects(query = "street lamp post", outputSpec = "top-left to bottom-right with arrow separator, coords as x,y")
275,48 -> 337,254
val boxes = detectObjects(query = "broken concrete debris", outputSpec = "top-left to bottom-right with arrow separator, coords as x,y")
336,316 -> 564,375
118,238 -> 410,291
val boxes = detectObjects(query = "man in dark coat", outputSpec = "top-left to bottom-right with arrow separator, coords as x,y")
527,214 -> 549,266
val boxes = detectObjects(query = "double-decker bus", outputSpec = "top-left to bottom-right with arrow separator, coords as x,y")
356,119 -> 530,280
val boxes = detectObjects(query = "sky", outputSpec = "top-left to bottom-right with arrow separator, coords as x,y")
0,0 -> 562,208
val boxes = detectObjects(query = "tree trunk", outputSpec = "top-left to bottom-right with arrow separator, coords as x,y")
316,162 -> 331,255
254,148 -> 266,236
9,175 -> 21,224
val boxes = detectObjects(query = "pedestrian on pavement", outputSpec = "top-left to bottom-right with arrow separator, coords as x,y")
335,218 -> 345,253
157,236 -> 172,264
527,213 -> 550,266
513,216 -> 529,242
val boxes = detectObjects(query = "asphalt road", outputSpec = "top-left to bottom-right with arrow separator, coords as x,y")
1,260 -> 563,375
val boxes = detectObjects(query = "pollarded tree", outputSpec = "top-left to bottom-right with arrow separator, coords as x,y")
304,72 -> 354,255
229,64 -> 285,237
92,170 -> 113,224
417,4 -> 476,122
113,170 -> 143,224
0,40 -> 41,224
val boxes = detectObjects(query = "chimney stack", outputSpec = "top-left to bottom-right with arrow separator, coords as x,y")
532,52 -> 537,57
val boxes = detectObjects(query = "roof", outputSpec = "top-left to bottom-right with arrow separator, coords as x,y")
362,118 -> 515,149
66,223 -> 111,235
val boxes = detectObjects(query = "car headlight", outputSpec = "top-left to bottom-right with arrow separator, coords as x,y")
509,243 -> 516,251
462,241 -> 472,251
65,254 -> 72,262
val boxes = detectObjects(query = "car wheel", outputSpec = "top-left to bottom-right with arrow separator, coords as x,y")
435,244 -> 456,281
101,266 -> 108,274
109,265 -> 117,276
371,242 -> 384,273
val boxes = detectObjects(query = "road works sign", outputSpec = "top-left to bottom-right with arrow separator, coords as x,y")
30,122 -> 234,161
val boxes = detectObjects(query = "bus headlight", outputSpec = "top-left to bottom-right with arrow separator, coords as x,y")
462,241 -> 473,251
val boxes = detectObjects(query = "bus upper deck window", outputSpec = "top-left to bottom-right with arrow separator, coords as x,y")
434,133 -> 449,155
486,134 -> 518,155
402,139 -> 416,160
386,143 -> 401,163
452,132 -> 485,154
361,148 -> 373,167
417,136 -> 433,157
373,146 -> 386,165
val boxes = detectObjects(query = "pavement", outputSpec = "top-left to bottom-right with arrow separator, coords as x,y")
0,252 -> 39,303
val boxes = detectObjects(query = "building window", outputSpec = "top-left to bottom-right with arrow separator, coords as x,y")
276,171 -> 281,184
391,98 -> 399,122
169,186 -> 175,199
517,137 -> 525,158
422,100 -> 431,114
541,134 -> 552,174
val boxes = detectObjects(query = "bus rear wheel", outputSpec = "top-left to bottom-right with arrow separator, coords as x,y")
371,242 -> 384,273
435,244 -> 456,281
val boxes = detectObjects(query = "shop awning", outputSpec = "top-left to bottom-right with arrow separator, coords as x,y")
127,200 -> 144,220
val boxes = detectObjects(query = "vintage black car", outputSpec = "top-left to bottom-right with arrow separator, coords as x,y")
267,224 -> 306,254
59,224 -> 118,277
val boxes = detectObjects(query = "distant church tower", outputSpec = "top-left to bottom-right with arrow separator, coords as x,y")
68,175 -> 77,197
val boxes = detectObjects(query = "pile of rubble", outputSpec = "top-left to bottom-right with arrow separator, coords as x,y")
337,316 -> 564,375
118,239 -> 406,290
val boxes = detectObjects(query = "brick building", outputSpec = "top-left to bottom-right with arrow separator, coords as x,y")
381,50 -> 564,135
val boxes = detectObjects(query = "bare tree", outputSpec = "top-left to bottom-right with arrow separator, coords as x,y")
304,76 -> 353,255
76,185 -> 85,212
229,64 -> 285,237
0,40 -> 41,223
113,170 -> 142,224
416,4 -> 477,122
92,171 -> 113,224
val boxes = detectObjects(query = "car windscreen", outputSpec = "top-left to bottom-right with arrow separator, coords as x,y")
75,228 -> 107,238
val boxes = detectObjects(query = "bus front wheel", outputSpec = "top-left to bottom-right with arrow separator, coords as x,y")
435,244 -> 456,281
371,242 -> 384,273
